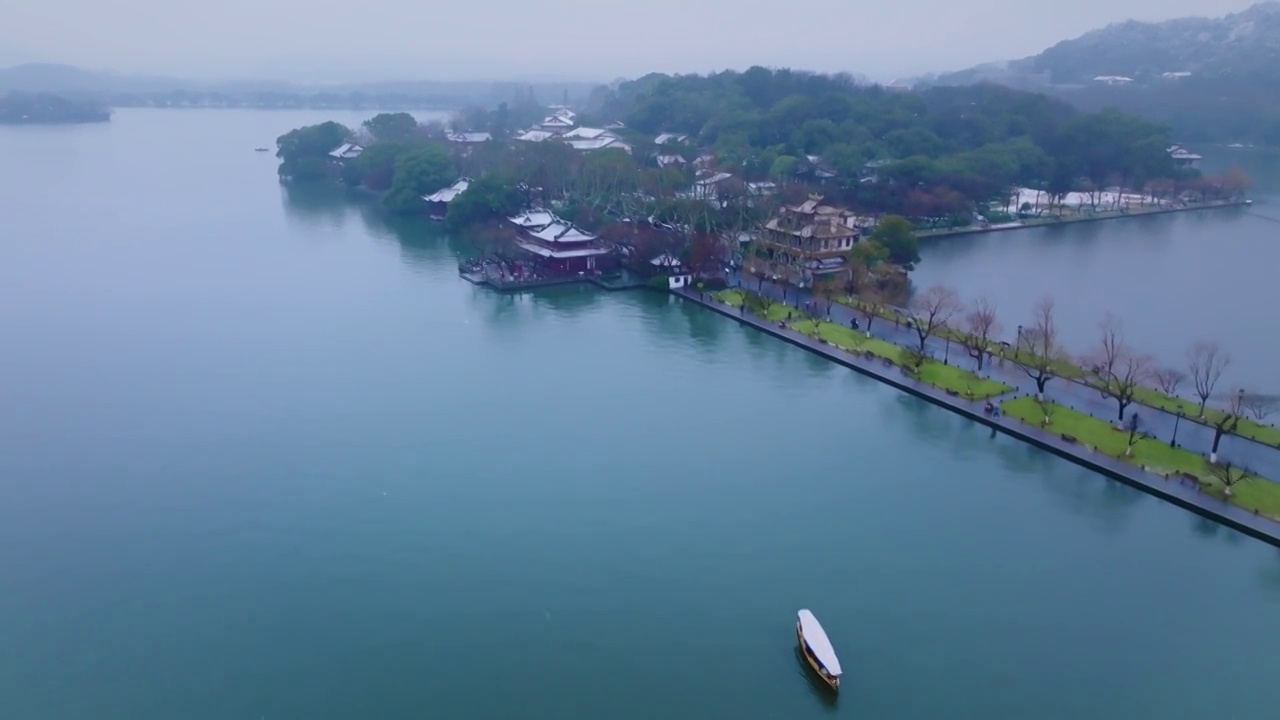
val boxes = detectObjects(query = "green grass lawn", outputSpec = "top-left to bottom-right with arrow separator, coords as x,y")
916,362 -> 1012,400
714,289 -> 745,307
791,319 -> 1012,400
1001,397 -> 1280,519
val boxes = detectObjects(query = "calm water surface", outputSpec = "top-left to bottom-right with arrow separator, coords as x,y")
914,147 -> 1280,393
2,110 -> 1280,720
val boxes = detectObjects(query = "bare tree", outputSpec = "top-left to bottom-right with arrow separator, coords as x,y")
1016,297 -> 1071,401
1087,314 -> 1154,422
857,286 -> 885,337
1209,390 -> 1248,464
1153,367 -> 1187,397
1208,462 -> 1254,498
1189,341 -> 1230,418
1242,394 -> 1278,422
906,285 -> 962,358
961,297 -> 1001,372
899,345 -> 928,372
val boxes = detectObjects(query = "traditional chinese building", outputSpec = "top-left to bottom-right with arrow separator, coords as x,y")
422,178 -> 472,220
511,217 -> 617,275
754,195 -> 861,285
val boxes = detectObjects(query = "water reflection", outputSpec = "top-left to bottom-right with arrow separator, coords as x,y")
676,295 -> 727,350
279,181 -> 354,230
1192,514 -> 1222,539
356,203 -> 460,271
792,647 -> 839,713
1259,550 -> 1280,599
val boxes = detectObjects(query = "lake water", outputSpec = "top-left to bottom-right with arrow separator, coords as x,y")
2,109 -> 1279,720
914,147 -> 1280,394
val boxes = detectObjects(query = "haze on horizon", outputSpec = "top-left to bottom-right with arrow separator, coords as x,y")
1,0 -> 1261,83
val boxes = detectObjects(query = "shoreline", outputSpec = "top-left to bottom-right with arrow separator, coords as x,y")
674,287 -> 1280,548
918,199 -> 1250,239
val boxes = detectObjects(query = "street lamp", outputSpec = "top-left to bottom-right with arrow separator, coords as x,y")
1016,325 -> 1024,359
1170,410 -> 1183,447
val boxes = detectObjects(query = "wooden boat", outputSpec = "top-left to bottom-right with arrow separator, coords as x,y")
796,609 -> 842,690
254,147 -> 269,152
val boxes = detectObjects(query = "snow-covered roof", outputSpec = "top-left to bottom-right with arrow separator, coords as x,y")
561,127 -> 612,140
448,132 -> 492,143
655,133 -> 689,145
566,137 -> 630,152
423,178 -> 471,203
328,142 -> 363,159
656,155 -> 685,168
696,172 -> 733,186
516,129 -> 557,143
540,115 -> 575,127
509,210 -> 557,230
528,222 -> 598,244
650,252 -> 685,268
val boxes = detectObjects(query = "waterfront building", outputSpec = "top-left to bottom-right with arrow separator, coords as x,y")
511,217 -> 616,275
327,142 -> 364,160
1168,144 -> 1203,170
753,195 -> 861,285
423,178 -> 472,219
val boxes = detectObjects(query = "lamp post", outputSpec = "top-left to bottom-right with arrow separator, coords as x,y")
944,334 -> 951,365
1170,410 -> 1183,447
1016,325 -> 1024,360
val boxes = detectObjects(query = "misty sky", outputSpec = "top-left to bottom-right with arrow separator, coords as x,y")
1,0 -> 1262,82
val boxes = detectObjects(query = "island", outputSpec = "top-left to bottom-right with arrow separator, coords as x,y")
274,67 -> 1277,533
0,91 -> 110,124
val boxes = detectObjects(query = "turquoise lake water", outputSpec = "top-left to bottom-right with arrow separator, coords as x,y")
1,109 -> 1278,719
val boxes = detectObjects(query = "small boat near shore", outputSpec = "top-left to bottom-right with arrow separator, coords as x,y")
254,147 -> 269,152
796,609 -> 842,691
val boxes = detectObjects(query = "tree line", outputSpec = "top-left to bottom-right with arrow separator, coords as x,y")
891,285 -> 1275,467
588,70 -> 1197,218
277,67 -> 1236,234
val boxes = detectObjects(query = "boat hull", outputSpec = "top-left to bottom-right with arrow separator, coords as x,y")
797,622 -> 840,691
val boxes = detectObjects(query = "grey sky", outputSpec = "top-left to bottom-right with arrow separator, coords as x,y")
1,0 -> 1261,82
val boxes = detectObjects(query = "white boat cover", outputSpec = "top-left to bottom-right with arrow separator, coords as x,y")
797,609 -> 842,676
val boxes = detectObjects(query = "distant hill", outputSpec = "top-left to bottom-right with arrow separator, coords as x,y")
1020,2 -> 1280,84
927,2 -> 1280,145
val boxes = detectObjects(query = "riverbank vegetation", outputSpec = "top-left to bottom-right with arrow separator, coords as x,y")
275,68 -> 1253,241
716,278 -> 1280,517
830,280 -> 1280,459
713,288 -> 1012,400
1000,397 -> 1280,519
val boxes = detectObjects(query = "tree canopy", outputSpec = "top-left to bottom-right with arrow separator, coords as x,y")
866,215 -> 920,268
363,112 -> 418,142
275,121 -> 351,180
589,69 -> 1178,213
445,175 -> 524,230
384,144 -> 455,213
